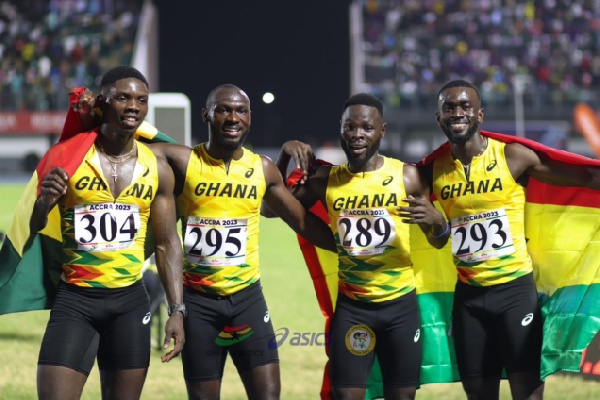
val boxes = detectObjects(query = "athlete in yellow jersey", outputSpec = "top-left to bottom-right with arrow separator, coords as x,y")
29,66 -> 184,400
422,79 -> 600,400
148,84 -> 336,400
274,93 -> 448,400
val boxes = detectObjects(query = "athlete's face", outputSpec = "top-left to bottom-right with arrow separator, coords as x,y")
203,88 -> 251,151
100,78 -> 149,137
436,87 -> 483,146
340,104 -> 385,172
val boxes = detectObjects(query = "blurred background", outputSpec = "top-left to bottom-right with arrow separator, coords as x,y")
1,0 -> 600,169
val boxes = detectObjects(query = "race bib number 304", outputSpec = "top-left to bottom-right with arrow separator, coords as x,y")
451,208 -> 515,263
74,203 -> 140,252
336,208 -> 397,256
184,217 -> 248,266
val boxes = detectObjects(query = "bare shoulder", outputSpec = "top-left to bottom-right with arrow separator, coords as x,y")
504,141 -> 538,160
403,162 -> 419,178
147,142 -> 191,159
312,164 -> 333,179
504,141 -> 540,166
402,162 -> 428,196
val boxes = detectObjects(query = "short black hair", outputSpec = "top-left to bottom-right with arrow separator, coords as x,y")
437,79 -> 481,101
344,93 -> 383,116
205,84 -> 247,109
100,66 -> 149,91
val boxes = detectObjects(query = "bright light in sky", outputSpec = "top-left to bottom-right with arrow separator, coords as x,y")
262,92 -> 275,104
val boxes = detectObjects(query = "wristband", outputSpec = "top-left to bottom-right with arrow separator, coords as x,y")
168,303 -> 187,318
432,221 -> 450,238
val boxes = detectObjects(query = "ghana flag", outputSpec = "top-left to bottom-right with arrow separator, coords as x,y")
0,89 -> 176,315
288,130 -> 600,399
286,163 -> 459,400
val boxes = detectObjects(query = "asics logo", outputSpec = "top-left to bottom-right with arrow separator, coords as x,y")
486,160 -> 497,171
142,312 -> 152,325
382,176 -> 393,186
414,329 -> 420,342
521,313 -> 534,326
264,311 -> 270,323
245,168 -> 254,178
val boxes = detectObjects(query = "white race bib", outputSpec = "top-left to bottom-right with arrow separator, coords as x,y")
74,203 -> 140,252
450,208 -> 515,263
184,217 -> 248,266
336,208 -> 397,256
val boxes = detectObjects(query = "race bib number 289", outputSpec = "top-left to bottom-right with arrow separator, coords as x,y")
74,203 -> 140,252
336,208 -> 396,256
450,208 -> 515,263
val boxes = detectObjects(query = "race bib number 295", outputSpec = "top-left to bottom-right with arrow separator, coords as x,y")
184,217 -> 248,266
74,203 -> 140,252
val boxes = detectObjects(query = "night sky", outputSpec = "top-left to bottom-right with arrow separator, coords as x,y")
156,1 -> 352,147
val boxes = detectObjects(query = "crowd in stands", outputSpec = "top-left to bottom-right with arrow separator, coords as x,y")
4,0 -> 600,114
0,0 -> 143,111
360,0 -> 600,111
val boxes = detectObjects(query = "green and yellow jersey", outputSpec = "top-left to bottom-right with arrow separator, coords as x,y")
326,157 -> 414,302
433,137 -> 532,286
178,144 -> 266,296
60,142 -> 157,288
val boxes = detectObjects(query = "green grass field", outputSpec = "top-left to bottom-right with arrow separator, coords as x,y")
0,182 -> 597,399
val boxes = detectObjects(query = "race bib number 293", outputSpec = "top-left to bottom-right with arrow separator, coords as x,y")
450,208 -> 515,263
74,203 -> 140,252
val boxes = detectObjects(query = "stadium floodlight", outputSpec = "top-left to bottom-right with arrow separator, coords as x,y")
262,92 -> 275,104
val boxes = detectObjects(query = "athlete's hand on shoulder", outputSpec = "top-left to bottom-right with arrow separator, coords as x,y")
280,140 -> 315,185
398,195 -> 443,226
161,313 -> 185,363
38,167 -> 69,209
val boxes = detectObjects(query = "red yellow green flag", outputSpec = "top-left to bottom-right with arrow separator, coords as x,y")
290,130 -> 600,399
0,100 -> 176,315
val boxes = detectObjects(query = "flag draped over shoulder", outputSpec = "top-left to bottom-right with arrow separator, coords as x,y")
0,88 -> 177,315
286,162 -> 459,400
289,130 -> 600,399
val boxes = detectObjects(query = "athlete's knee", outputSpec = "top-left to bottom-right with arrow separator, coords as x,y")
507,371 -> 544,400
332,386 -> 367,400
37,365 -> 87,400
240,363 -> 281,400
185,379 -> 221,400
461,376 -> 501,400
100,368 -> 147,400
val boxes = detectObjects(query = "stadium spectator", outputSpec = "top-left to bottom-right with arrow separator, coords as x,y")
0,0 -> 143,111
359,0 -> 600,111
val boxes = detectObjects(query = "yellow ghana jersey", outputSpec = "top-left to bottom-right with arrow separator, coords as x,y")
432,137 -> 532,286
59,141 -> 158,288
178,144 -> 266,296
326,156 -> 414,303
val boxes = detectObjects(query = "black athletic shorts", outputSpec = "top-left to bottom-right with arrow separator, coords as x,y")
181,281 -> 279,382
452,272 -> 543,380
38,280 -> 151,375
329,290 -> 421,388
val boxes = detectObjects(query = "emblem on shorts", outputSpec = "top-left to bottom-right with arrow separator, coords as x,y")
521,313 -> 534,326
215,324 -> 254,347
264,311 -> 270,323
142,312 -> 151,325
345,325 -> 376,356
414,328 -> 420,343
